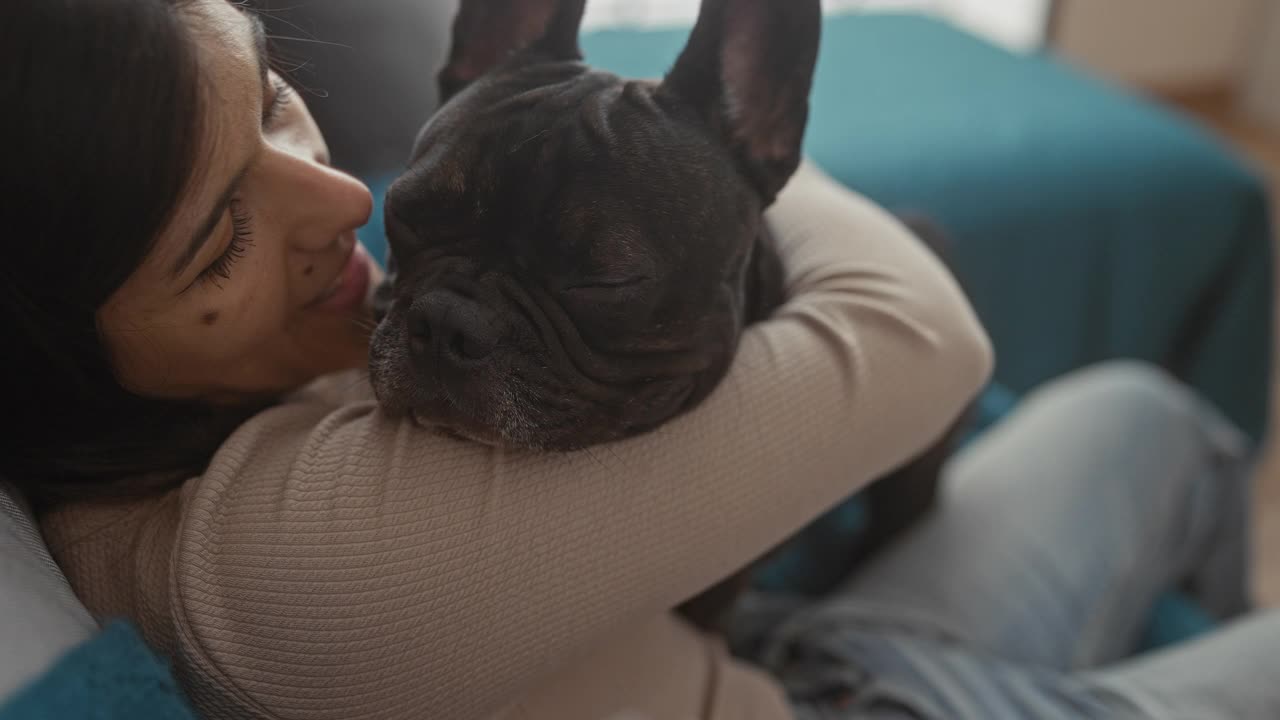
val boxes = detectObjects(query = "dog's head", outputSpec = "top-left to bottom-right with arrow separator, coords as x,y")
370,0 -> 820,449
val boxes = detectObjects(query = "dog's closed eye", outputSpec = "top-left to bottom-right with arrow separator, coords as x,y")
562,276 -> 652,292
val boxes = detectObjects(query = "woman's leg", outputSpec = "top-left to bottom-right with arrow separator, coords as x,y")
772,612 -> 1280,720
740,363 -> 1268,719
1086,610 -> 1280,719
829,361 -> 1252,670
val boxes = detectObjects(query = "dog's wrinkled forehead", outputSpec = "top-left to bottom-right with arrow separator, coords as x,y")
416,65 -> 731,183
391,64 -> 752,267
410,64 -> 613,187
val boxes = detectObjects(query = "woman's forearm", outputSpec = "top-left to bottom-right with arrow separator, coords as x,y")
168,162 -> 993,719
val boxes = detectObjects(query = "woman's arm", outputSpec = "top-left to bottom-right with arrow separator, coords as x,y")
173,163 -> 992,719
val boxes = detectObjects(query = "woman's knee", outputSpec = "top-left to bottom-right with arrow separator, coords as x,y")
1023,361 -> 1224,443
1056,360 -> 1186,407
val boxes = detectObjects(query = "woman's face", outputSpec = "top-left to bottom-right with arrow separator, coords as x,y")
99,0 -> 381,403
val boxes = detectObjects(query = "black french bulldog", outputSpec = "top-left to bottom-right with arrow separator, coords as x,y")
370,0 -> 949,631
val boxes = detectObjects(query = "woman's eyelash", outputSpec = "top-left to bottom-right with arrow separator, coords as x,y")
201,200 -> 255,288
262,78 -> 294,128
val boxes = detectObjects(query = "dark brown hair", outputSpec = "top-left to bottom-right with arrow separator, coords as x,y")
0,0 -> 257,504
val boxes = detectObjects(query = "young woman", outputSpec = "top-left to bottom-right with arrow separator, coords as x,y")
4,1 -> 1277,718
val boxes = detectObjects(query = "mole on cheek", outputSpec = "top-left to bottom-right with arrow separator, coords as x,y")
303,265 -> 314,276
201,311 -> 220,326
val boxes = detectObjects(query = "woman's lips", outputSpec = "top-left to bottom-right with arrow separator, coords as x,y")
310,243 -> 372,313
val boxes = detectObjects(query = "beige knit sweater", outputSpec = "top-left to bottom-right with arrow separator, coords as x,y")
40,164 -> 992,720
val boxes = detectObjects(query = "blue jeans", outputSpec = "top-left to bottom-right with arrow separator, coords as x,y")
730,362 -> 1278,719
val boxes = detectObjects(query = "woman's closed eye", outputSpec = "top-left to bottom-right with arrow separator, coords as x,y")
199,199 -> 255,289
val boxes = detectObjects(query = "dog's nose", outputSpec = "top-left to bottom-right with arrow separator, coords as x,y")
407,289 -> 502,365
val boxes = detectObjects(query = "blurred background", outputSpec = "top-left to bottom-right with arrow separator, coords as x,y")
250,0 -> 1280,606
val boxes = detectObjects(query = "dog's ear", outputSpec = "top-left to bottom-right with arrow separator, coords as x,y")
660,0 -> 821,204
438,0 -> 588,103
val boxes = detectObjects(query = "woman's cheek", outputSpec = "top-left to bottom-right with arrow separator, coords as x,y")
200,262 -> 289,335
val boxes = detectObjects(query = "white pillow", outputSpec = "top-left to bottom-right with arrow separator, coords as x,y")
0,483 -> 96,701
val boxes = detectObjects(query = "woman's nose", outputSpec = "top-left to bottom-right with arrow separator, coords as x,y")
267,147 -> 374,252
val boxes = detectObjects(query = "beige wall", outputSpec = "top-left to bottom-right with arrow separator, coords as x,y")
1054,0 -> 1259,88
1244,2 -> 1280,128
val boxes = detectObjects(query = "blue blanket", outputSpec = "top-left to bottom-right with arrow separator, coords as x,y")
0,622 -> 196,720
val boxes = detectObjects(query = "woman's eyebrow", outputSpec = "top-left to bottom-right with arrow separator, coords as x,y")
247,12 -> 270,91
